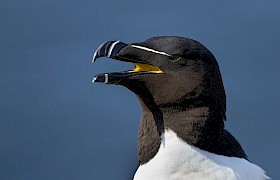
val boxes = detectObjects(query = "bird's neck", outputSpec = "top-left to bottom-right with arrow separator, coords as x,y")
162,106 -> 224,143
137,103 -> 225,165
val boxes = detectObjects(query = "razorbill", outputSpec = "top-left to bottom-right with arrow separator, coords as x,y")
92,36 -> 270,180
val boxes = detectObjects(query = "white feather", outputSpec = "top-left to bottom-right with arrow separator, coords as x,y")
134,130 -> 270,180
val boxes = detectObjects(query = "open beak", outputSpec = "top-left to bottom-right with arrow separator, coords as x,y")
92,40 -> 163,84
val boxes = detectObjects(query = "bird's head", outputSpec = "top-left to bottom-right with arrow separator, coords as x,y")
93,36 -> 226,120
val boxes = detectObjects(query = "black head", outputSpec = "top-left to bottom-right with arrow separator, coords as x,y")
93,36 -> 226,120
92,36 -> 248,163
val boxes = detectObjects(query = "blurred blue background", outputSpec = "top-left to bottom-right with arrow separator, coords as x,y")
0,0 -> 279,179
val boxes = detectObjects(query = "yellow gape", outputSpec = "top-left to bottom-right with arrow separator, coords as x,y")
130,63 -> 163,73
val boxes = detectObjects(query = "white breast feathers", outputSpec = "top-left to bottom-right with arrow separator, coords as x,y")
134,130 -> 270,180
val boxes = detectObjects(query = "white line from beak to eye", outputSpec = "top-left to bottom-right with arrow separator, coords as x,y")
107,41 -> 120,58
131,45 -> 171,57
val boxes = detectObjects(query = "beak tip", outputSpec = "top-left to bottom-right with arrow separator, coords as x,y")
92,76 -> 97,83
91,74 -> 109,84
92,52 -> 97,63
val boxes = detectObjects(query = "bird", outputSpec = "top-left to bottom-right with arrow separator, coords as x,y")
92,36 -> 270,180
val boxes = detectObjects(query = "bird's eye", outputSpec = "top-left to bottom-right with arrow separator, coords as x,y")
169,54 -> 181,62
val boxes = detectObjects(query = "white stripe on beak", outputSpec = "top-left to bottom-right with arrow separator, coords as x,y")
107,41 -> 120,58
104,73 -> 109,84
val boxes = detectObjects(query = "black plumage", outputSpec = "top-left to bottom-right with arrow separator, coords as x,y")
93,36 -> 247,165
